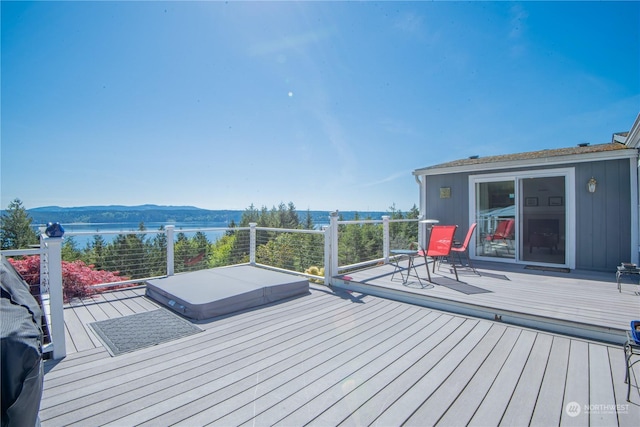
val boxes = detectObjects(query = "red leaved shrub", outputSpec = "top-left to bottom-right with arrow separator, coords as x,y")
8,254 -> 41,286
8,256 -> 129,302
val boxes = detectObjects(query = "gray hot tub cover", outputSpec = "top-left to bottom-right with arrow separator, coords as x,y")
146,265 -> 309,320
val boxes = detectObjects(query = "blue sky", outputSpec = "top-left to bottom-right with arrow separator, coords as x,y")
2,1 -> 639,212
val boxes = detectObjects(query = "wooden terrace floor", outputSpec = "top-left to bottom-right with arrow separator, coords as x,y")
335,259 -> 640,345
41,270 -> 640,426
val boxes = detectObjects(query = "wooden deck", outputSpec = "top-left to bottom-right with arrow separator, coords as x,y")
336,259 -> 640,345
41,270 -> 640,426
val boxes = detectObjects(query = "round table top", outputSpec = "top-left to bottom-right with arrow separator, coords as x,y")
419,219 -> 440,224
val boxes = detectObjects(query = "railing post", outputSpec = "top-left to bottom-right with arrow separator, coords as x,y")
39,230 -> 49,297
38,227 -> 47,295
382,215 -> 390,263
249,223 -> 257,265
329,211 -> 339,284
322,225 -> 330,286
166,225 -> 175,276
43,235 -> 66,360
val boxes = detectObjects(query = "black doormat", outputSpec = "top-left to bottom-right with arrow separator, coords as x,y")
525,265 -> 571,273
89,309 -> 202,356
430,277 -> 493,295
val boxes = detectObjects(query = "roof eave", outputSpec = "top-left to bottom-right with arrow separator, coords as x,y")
625,113 -> 640,148
413,148 -> 638,177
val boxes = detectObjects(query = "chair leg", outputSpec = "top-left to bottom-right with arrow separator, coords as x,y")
390,257 -> 401,282
408,255 -> 422,286
423,255 -> 432,282
451,258 -> 459,281
466,250 -> 478,274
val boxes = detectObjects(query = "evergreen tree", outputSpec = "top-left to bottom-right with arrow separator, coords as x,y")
61,236 -> 82,261
226,219 -> 238,236
147,226 -> 168,276
209,234 -> 237,267
84,234 -> 107,270
239,204 -> 260,227
303,210 -> 314,230
284,202 -> 299,229
0,198 -> 39,249
190,231 -> 211,270
258,206 -> 270,227
174,232 -> 191,273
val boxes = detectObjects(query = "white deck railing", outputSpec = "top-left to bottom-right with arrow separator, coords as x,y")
2,214 -> 419,359
1,241 -> 65,359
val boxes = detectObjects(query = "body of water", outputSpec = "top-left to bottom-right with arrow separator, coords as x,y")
39,222 -> 232,248
36,221 -> 331,248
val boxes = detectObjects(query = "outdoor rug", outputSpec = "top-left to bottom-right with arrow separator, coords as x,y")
89,309 -> 202,356
430,277 -> 493,295
525,265 -> 571,273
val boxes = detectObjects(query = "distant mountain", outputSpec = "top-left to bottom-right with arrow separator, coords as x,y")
28,204 -> 206,212
24,205 -> 239,224
18,205 -> 389,225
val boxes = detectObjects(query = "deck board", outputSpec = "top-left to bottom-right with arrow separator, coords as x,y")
40,268 -> 640,426
42,292 -> 342,417
78,293 -> 125,320
98,290 -> 138,316
332,314 -> 459,426
242,310 -> 444,427
43,292 -> 391,425
468,329 -> 537,426
60,304 -> 94,352
65,302 -> 102,348
198,303 -> 426,426
561,340 -> 590,426
432,326 -> 520,427
338,260 -> 640,342
609,346 -> 640,426
530,336 -> 571,426
339,316 -> 468,426
304,312 -> 454,426
63,323 -> 76,353
589,343 -> 619,427
134,300 -> 414,426
499,333 -> 553,426
403,323 -> 508,426
373,320 -> 491,426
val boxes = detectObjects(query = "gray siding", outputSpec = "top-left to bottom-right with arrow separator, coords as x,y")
575,158 -> 631,270
424,173 -> 471,242
423,158 -> 632,271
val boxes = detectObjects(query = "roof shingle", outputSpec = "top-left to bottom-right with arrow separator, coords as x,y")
417,142 -> 632,172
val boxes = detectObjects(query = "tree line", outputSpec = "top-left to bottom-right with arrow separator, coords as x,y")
2,199 -> 420,280
19,204 -> 389,226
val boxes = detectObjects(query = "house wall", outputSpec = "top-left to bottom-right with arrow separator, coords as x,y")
575,158 -> 631,270
422,158 -> 632,271
424,173 -> 471,243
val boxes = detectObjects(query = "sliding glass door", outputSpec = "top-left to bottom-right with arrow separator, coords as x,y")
475,180 -> 516,259
470,169 -> 574,268
520,176 -> 566,264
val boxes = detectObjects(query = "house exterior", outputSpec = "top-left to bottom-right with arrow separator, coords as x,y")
413,114 -> 640,272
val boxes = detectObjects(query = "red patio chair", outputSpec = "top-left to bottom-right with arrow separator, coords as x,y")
418,225 -> 458,282
485,219 -> 514,254
451,223 -> 478,274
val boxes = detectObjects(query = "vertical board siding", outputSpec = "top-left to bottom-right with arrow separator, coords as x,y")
425,174 -> 470,233
425,158 -> 633,271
